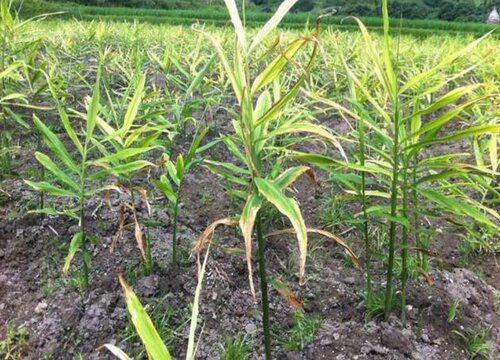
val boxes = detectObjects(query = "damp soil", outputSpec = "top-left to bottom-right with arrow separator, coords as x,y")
1,117 -> 499,360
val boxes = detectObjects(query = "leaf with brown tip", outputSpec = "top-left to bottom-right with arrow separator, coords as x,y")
271,278 -> 304,311
266,228 -> 363,273
239,195 -> 263,302
193,218 -> 238,256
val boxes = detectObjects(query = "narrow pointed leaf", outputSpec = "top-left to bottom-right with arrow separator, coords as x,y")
121,74 -> 145,137
33,115 -> 80,175
118,276 -> 172,360
239,194 -> 263,302
275,166 -> 310,189
35,152 -> 79,192
63,231 -> 84,275
251,38 -> 307,95
25,180 -> 77,198
223,0 -> 246,50
255,178 -> 308,284
102,344 -> 132,360
186,245 -> 210,360
248,0 -> 298,54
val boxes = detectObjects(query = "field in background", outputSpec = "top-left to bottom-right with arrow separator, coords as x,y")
15,0 -> 500,38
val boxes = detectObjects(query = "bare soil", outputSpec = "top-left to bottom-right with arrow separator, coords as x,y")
1,120 -> 499,360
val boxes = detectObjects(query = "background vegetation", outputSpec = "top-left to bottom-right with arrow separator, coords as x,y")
11,0 -> 500,38
35,0 -> 500,23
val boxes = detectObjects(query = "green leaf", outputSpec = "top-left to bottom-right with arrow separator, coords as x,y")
222,136 -> 248,167
400,32 -> 491,94
381,0 -> 397,98
57,105 -> 83,156
404,85 -> 481,122
96,115 -> 123,145
366,206 -> 410,229
490,133 -> 498,172
266,122 -> 334,142
290,153 -> 337,167
96,147 -> 154,164
154,176 -> 177,204
403,98 -> 483,145
118,277 -> 172,360
253,39 -> 318,128
124,125 -> 150,148
186,127 -> 209,164
1,0 -> 14,28
417,170 -> 467,184
3,107 -> 29,129
204,160 -> 250,176
205,163 -> 249,186
121,74 -> 145,137
24,180 -> 77,198
254,71 -> 307,128
86,77 -> 101,145
33,115 -> 80,175
196,28 -> 243,102
418,188 -> 497,228
90,160 -> 154,181
411,125 -> 500,148
251,38 -> 307,95
0,63 -> 20,81
63,231 -> 84,275
175,154 -> 185,181
255,178 -> 308,284
35,152 -> 80,192
186,55 -> 216,98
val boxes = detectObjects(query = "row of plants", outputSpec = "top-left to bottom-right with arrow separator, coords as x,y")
1,0 -> 498,358
12,0 -> 500,37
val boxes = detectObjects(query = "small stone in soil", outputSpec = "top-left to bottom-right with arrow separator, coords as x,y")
244,322 -> 257,334
35,301 -> 48,314
343,276 -> 356,285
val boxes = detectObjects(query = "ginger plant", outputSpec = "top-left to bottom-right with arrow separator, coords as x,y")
0,0 -> 51,177
298,0 -> 500,322
95,72 -> 161,274
154,127 -> 209,267
26,70 -> 155,289
193,1 -> 360,357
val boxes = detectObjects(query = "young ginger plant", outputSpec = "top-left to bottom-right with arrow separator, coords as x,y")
193,1 -> 361,357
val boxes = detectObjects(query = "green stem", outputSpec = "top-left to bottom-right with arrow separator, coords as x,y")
79,189 -> 88,290
358,113 -> 371,300
172,186 -> 181,267
400,161 -> 409,324
40,164 -> 45,210
384,102 -> 401,321
412,163 -> 423,268
80,140 -> 89,289
38,136 -> 44,210
256,211 -> 271,360
0,23 -> 8,175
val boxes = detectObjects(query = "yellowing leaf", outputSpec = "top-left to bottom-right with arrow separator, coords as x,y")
239,194 -> 263,302
248,0 -> 298,54
118,276 -> 172,360
255,178 -> 308,285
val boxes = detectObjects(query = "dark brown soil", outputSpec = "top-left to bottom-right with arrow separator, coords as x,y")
1,121 -> 499,360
